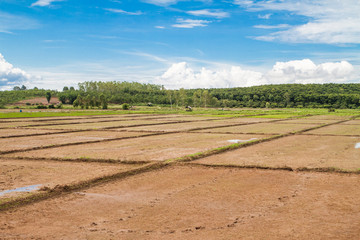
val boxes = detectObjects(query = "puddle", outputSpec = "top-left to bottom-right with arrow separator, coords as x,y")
227,138 -> 258,144
0,184 -> 42,197
355,143 -> 360,149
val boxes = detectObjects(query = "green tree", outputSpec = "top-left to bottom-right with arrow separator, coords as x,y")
45,91 -> 52,103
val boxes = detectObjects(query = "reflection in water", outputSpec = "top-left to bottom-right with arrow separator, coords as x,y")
227,138 -> 258,143
0,184 -> 42,196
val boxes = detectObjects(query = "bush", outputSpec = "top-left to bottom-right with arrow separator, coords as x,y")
26,102 -> 31,106
48,104 -> 55,109
122,103 -> 129,110
36,105 -> 47,109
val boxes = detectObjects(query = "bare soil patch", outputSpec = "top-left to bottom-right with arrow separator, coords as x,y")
25,119 -> 181,130
0,159 -> 142,202
304,115 -> 352,120
339,120 -> 360,125
123,120 -> 245,132
0,128 -> 65,138
5,133 -> 271,162
194,123 -> 320,134
276,119 -> 338,124
306,124 -> 360,136
196,135 -> 360,171
1,166 -> 359,239
0,131 -> 147,152
0,122 -> 43,128
12,97 -> 60,106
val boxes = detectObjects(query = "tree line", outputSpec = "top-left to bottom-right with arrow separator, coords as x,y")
2,82 -> 360,109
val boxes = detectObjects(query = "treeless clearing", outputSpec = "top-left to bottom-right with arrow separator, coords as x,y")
1,166 -> 359,239
4,133 -> 272,162
12,97 -> 60,106
0,131 -> 148,152
196,135 -> 360,171
0,159 -> 143,201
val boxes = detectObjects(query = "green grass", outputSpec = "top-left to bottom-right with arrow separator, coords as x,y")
1,106 -> 359,119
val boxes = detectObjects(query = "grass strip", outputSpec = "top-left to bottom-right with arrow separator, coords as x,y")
184,162 -> 360,175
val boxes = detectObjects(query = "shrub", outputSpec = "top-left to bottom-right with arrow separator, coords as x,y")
122,103 -> 129,110
36,105 -> 47,109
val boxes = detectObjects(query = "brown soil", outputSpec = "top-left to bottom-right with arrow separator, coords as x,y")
341,120 -> 360,125
123,120 -> 247,132
306,124 -> 360,136
0,159 -> 142,201
304,115 -> 352,120
12,97 -> 60,106
277,119 -> 338,124
0,131 -> 148,152
25,119 -> 181,130
0,122 -> 43,128
5,133 -> 272,162
0,128 -> 65,138
1,165 -> 359,239
196,135 -> 360,171
194,122 -> 320,134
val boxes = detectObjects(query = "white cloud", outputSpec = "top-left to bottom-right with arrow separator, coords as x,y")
187,9 -> 230,19
266,59 -> 355,84
104,8 -> 143,15
0,12 -> 39,33
31,0 -> 64,7
142,0 -> 211,6
172,18 -> 211,28
0,54 -> 34,90
155,26 -> 165,29
142,0 -> 181,6
155,59 -> 357,89
236,0 -> 360,44
254,24 -> 290,29
258,13 -> 272,19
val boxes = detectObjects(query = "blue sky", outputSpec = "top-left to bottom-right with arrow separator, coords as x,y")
0,0 -> 359,90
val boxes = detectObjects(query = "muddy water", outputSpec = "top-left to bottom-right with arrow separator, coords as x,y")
227,138 -> 257,143
0,184 -> 41,196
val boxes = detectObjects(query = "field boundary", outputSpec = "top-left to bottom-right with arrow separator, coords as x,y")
0,162 -> 168,212
183,162 -> 360,175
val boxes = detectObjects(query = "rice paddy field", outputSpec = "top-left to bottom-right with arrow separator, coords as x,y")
0,108 -> 359,239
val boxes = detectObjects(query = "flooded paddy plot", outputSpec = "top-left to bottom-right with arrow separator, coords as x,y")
0,131 -> 148,152
306,123 -> 360,136
1,165 -> 359,239
4,133 -> 271,162
196,135 -> 360,171
25,119 -> 181,130
194,122 -> 320,134
0,128 -> 65,138
0,159 -> 143,201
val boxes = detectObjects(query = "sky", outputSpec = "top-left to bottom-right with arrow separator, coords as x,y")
0,0 -> 359,90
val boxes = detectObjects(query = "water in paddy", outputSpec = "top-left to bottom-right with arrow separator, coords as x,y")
0,184 -> 41,196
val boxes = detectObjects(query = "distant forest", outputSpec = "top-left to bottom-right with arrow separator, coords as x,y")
1,81 -> 360,109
